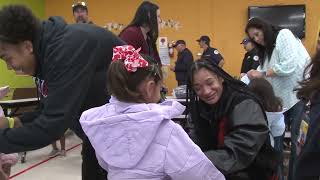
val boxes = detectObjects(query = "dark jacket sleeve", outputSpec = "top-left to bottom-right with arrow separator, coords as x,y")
19,108 -> 41,125
214,49 -> 224,63
175,51 -> 194,72
210,49 -> 223,65
204,99 -> 269,174
251,57 -> 260,70
294,101 -> 320,180
240,53 -> 250,73
0,29 -> 124,153
250,49 -> 260,71
18,100 -> 43,124
216,53 -> 224,62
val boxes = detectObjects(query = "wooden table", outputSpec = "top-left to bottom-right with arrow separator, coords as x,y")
166,96 -> 186,102
166,97 -> 190,131
0,98 -> 39,116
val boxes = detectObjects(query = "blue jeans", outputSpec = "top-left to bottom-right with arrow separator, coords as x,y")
286,101 -> 305,180
274,135 -> 284,180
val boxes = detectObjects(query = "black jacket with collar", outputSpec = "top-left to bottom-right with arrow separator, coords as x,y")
174,48 -> 193,83
240,48 -> 260,73
191,86 -> 276,180
201,46 -> 223,65
0,16 -> 124,153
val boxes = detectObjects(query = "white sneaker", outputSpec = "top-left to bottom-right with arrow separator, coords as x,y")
48,149 -> 59,157
59,150 -> 66,157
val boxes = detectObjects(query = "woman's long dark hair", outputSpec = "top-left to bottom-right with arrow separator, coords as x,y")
296,50 -> 320,100
186,58 -> 264,120
245,18 -> 282,66
187,59 -> 279,179
248,78 -> 283,112
120,1 -> 159,53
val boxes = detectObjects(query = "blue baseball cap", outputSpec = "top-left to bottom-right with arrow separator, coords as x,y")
240,38 -> 251,44
196,36 -> 210,43
173,40 -> 186,47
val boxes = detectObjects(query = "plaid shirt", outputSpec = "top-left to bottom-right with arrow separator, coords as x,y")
258,29 -> 310,110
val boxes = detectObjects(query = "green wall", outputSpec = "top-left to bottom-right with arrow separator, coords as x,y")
0,0 -> 44,96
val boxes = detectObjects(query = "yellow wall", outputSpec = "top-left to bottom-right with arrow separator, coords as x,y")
45,0 -> 320,93
0,0 -> 45,98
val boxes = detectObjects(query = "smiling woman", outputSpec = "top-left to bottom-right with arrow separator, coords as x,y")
245,18 -> 311,180
191,67 -> 224,105
187,58 -> 279,180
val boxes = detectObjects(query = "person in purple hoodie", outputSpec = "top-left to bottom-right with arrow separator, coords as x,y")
80,45 -> 225,180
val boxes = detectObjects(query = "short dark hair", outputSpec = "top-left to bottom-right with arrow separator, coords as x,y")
0,5 -> 40,44
248,78 -> 283,112
107,54 -> 163,103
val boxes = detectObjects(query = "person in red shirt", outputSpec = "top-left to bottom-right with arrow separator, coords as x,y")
119,1 -> 162,66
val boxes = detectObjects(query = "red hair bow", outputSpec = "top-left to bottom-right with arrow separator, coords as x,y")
112,45 -> 149,72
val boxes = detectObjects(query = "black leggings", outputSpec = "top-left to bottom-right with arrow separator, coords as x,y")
81,136 -> 107,180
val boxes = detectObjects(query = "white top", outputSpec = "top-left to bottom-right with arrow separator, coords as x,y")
257,29 -> 310,110
0,86 -> 9,99
0,106 -> 3,117
240,74 -> 250,85
266,111 -> 286,137
166,96 -> 186,102
266,111 -> 286,147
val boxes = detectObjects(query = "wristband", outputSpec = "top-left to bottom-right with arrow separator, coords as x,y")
7,117 -> 14,128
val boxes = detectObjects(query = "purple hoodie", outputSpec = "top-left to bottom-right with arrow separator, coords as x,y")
80,96 -> 225,180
